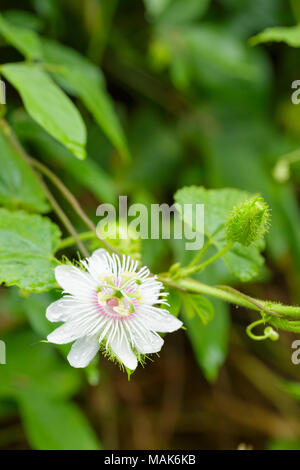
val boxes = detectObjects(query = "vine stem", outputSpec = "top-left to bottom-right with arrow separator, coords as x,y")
188,240 -> 212,267
58,231 -> 96,251
159,276 -> 300,319
35,178 -> 90,258
178,241 -> 234,278
26,157 -> 121,255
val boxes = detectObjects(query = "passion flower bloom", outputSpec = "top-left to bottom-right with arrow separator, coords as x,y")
46,249 -> 182,370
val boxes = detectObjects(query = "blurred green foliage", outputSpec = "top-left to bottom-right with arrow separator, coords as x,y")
0,0 -> 300,450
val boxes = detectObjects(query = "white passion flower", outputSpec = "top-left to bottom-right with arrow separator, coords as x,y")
46,249 -> 182,370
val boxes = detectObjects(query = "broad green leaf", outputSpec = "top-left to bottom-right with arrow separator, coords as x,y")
182,294 -> 214,325
2,63 -> 86,159
183,298 -> 230,382
18,391 -> 101,450
0,13 -> 42,59
174,186 -> 264,281
0,330 -> 81,399
219,239 -> 265,282
250,25 -> 300,48
0,208 -> 61,292
40,38 -> 130,162
0,125 -> 48,212
175,186 -> 249,238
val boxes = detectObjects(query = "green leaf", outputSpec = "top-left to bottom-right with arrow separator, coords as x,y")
40,38 -> 130,162
182,294 -> 214,325
0,125 -> 48,212
219,240 -> 264,282
183,298 -> 230,382
0,208 -> 61,292
18,391 -> 101,450
0,13 -> 42,59
2,63 -> 86,159
250,25 -> 300,48
174,186 -> 264,281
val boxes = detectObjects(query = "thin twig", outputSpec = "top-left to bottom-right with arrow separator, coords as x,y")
27,156 -> 121,255
36,176 -> 90,257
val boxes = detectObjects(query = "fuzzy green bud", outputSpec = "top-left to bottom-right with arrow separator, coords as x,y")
226,196 -> 271,247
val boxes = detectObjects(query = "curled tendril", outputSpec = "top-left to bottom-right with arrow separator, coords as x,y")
246,318 -> 279,342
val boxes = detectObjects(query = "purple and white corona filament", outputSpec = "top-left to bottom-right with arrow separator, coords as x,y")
46,249 -> 182,370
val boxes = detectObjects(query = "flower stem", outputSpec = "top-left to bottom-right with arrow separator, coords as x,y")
188,240 -> 212,267
178,241 -> 234,278
159,276 -> 300,319
27,156 -> 121,255
58,231 -> 97,250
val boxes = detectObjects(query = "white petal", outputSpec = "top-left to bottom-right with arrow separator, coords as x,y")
46,296 -> 83,322
47,311 -> 103,344
109,330 -> 137,370
138,306 -> 183,333
140,278 -> 162,305
47,322 -> 81,344
55,265 -> 97,297
67,335 -> 100,368
81,249 -> 111,282
132,327 -> 164,354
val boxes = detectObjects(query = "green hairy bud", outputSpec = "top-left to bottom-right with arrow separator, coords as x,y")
226,196 -> 271,247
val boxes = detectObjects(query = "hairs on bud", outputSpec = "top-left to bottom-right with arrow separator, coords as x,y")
226,196 -> 271,247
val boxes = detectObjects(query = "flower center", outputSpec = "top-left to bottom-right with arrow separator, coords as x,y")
95,272 -> 144,318
106,297 -> 119,308
97,287 -> 136,318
